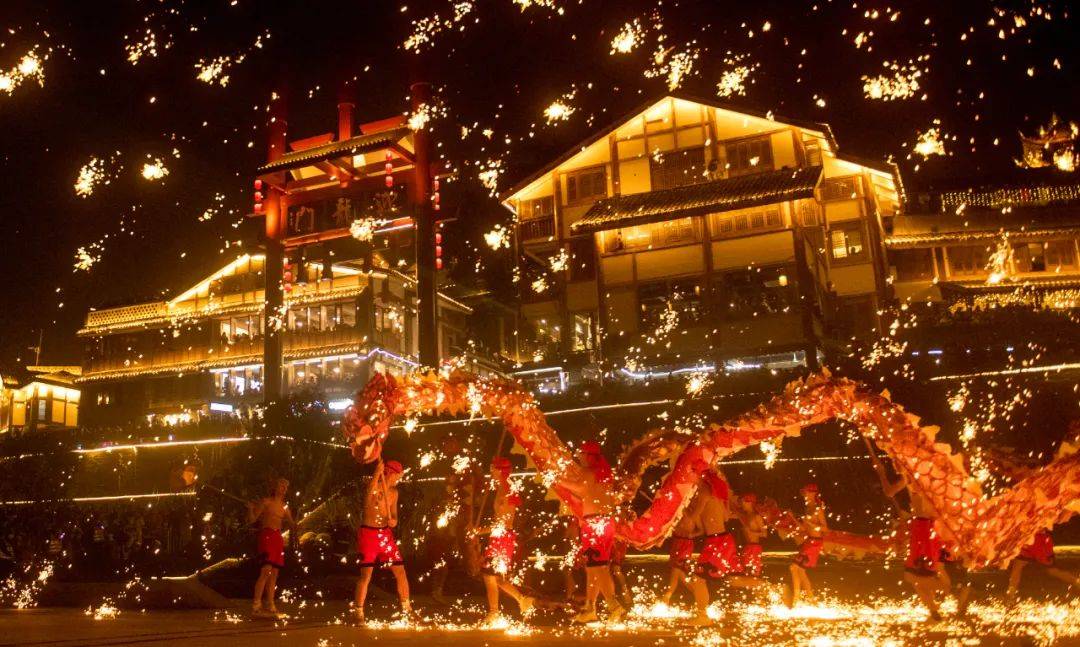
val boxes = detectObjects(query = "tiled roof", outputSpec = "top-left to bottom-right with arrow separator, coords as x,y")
256,127 -> 410,174
571,166 -> 822,234
885,226 -> 1080,248
938,276 -> 1080,294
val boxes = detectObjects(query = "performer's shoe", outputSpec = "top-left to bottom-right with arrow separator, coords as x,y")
573,609 -> 599,624
687,612 -> 714,627
482,611 -> 501,626
353,609 -> 366,624
607,603 -> 627,624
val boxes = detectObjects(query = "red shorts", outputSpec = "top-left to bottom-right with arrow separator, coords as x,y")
698,532 -> 740,579
358,525 -> 403,567
1019,530 -> 1055,566
740,542 -> 763,578
579,515 -> 615,566
482,529 -> 518,576
257,528 -> 285,569
905,517 -> 942,575
794,537 -> 823,569
669,536 -> 696,572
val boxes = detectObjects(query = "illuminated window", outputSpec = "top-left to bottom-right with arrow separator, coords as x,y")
523,196 -> 554,220
638,279 -> 702,326
709,208 -> 782,239
565,167 -> 607,204
1015,240 -> 1077,273
829,224 -> 867,264
714,265 -> 795,320
947,245 -> 990,277
724,137 -> 773,177
892,248 -> 935,281
650,147 -> 706,190
603,218 -> 698,253
821,176 -> 861,202
571,312 -> 596,351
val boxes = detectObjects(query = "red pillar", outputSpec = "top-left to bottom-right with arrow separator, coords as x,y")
263,89 -> 288,404
410,81 -> 439,367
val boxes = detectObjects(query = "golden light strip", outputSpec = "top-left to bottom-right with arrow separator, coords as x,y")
74,436 -> 250,454
0,491 -> 196,506
928,361 -> 1080,382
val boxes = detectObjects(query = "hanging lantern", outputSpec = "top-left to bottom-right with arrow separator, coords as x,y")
253,179 -> 265,214
385,152 -> 394,188
432,177 -> 441,212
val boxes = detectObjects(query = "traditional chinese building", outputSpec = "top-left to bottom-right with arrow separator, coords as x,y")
0,366 -> 81,433
890,181 -> 1080,309
76,253 -> 472,426
501,94 -> 901,379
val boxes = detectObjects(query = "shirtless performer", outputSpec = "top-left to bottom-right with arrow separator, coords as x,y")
429,436 -> 480,604
248,477 -> 296,618
684,469 -> 764,624
1007,527 -> 1080,599
662,502 -> 701,606
477,457 -> 534,624
785,483 -> 827,608
873,459 -> 967,620
558,440 -> 627,624
355,460 -> 411,622
734,493 -> 767,581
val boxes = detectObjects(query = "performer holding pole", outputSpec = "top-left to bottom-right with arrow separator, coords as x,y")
785,483 -> 827,608
872,457 -> 962,620
248,477 -> 295,619
1007,527 -> 1080,599
355,460 -> 411,622
558,440 -> 627,624
476,456 -> 535,624
662,501 -> 702,607
734,493 -> 767,583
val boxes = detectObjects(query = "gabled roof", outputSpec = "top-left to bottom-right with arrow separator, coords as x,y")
500,92 -> 835,203
572,166 -> 823,234
256,127 -> 411,174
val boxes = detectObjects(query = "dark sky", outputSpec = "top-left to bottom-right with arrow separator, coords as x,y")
0,0 -> 1076,371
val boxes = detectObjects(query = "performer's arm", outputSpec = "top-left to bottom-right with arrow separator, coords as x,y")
388,490 -> 399,528
247,499 -> 264,525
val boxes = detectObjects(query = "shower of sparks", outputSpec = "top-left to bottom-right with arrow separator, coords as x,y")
610,19 -> 644,54
404,2 -> 476,52
195,32 -> 269,87
477,159 -> 504,194
548,248 -> 569,273
543,99 -> 574,124
73,244 -> 103,272
74,157 -> 113,198
408,100 -> 447,131
86,601 -> 120,620
349,217 -> 378,242
512,0 -> 562,12
124,28 -> 166,64
716,63 -> 757,98
1055,149 -> 1076,172
862,59 -> 926,101
531,276 -> 548,294
0,50 -> 45,96
647,43 -> 699,90
913,127 -> 946,158
141,159 -> 169,181
484,225 -> 511,250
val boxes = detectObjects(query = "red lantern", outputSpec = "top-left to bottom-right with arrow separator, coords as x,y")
385,152 -> 394,188
253,179 -> 266,214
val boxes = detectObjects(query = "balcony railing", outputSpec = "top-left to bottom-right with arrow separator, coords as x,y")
520,215 -> 555,241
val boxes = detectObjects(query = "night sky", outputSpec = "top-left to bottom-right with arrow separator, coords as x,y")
0,0 -> 1076,371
